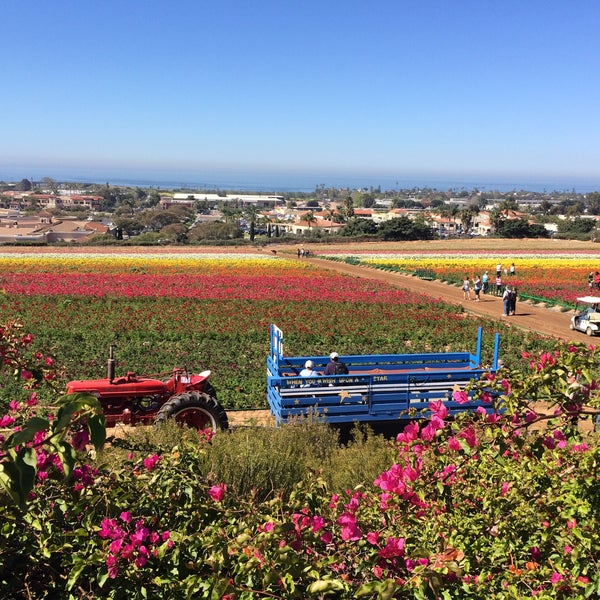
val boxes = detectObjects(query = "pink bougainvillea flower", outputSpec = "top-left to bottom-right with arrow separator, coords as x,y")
0,415 -> 16,428
99,518 -> 123,540
396,421 -> 420,444
573,443 -> 589,452
320,531 -> 333,544
458,426 -> 478,448
452,390 -> 470,404
378,536 -> 405,558
208,483 -> 226,502
143,454 -> 160,471
429,400 -> 448,420
447,436 -> 461,451
71,429 -> 90,451
311,515 -> 326,532
551,572 -> 563,584
530,546 -> 541,561
367,531 -> 380,545
524,410 -> 538,423
337,513 -> 362,541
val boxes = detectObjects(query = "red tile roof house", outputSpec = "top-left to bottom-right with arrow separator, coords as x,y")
0,214 -> 108,244
279,214 -> 343,236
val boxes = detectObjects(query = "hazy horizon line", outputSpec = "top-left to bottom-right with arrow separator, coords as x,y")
1,164 -> 600,195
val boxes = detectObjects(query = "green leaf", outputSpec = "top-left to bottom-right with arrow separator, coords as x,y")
306,578 -> 345,594
67,562 -> 87,591
4,416 -> 49,447
356,579 -> 399,599
6,447 -> 38,508
88,413 -> 107,449
56,441 -> 76,478
97,570 -> 109,589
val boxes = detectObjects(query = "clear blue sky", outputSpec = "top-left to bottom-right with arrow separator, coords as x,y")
3,0 -> 600,185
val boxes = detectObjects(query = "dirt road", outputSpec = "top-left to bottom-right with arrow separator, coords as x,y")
281,251 -> 579,342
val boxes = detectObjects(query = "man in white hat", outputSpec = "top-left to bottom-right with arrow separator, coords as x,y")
323,352 -> 348,375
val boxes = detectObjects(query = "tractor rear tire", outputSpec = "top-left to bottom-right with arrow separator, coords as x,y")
155,391 -> 229,431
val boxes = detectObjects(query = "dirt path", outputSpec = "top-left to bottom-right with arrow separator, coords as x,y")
275,249 -> 578,342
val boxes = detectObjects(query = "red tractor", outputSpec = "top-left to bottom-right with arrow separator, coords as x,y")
65,346 -> 229,431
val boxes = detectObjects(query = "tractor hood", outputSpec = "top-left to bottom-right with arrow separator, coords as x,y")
66,376 -> 166,398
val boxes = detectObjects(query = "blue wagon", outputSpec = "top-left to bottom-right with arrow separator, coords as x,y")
267,324 -> 501,425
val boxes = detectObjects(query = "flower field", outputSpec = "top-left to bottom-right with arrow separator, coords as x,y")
0,251 -> 554,410
317,252 -> 600,306
3,248 -> 600,599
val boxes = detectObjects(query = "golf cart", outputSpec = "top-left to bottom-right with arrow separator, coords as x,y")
570,296 -> 600,336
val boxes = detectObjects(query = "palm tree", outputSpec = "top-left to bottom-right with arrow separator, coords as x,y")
304,211 -> 316,230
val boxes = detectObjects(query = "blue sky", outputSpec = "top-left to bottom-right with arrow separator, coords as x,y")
3,0 -> 600,185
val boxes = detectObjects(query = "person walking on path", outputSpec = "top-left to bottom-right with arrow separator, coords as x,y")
495,274 -> 503,296
474,276 -> 482,301
502,286 -> 512,317
482,271 -> 489,294
509,287 -> 518,315
462,276 -> 472,300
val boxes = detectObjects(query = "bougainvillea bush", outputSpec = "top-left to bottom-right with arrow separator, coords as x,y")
2,324 -> 600,598
0,253 -> 556,410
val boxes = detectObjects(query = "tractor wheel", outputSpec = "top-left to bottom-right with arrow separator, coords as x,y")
155,391 -> 229,431
203,382 -> 218,400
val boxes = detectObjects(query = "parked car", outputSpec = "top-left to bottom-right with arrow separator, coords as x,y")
570,296 -> 600,336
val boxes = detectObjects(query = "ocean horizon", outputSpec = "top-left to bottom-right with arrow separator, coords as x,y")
1,166 -> 600,195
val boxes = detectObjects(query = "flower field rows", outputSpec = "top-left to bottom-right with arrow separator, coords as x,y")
3,250 -> 600,598
318,252 -> 600,305
0,252 -> 555,410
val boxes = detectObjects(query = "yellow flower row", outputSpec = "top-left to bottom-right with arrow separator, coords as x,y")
0,254 -> 318,276
362,256 -> 599,274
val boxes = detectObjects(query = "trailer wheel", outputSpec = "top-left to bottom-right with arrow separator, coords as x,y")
155,391 -> 229,431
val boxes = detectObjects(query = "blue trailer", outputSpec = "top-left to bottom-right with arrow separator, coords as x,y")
267,324 -> 501,425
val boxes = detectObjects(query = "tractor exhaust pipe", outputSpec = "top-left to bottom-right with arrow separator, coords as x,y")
108,345 -> 116,383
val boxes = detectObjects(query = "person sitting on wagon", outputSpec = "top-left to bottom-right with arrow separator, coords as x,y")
324,352 -> 349,375
299,360 -> 318,377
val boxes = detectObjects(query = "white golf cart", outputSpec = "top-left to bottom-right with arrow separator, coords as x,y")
570,296 -> 600,336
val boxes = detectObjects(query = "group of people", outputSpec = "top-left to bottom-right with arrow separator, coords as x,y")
461,262 -> 518,315
299,352 -> 349,380
588,272 -> 600,291
297,247 -> 311,257
462,263 -> 517,302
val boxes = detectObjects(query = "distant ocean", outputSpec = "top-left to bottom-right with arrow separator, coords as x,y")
1,165 -> 600,194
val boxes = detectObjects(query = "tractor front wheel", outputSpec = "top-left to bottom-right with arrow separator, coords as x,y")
155,391 -> 229,431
